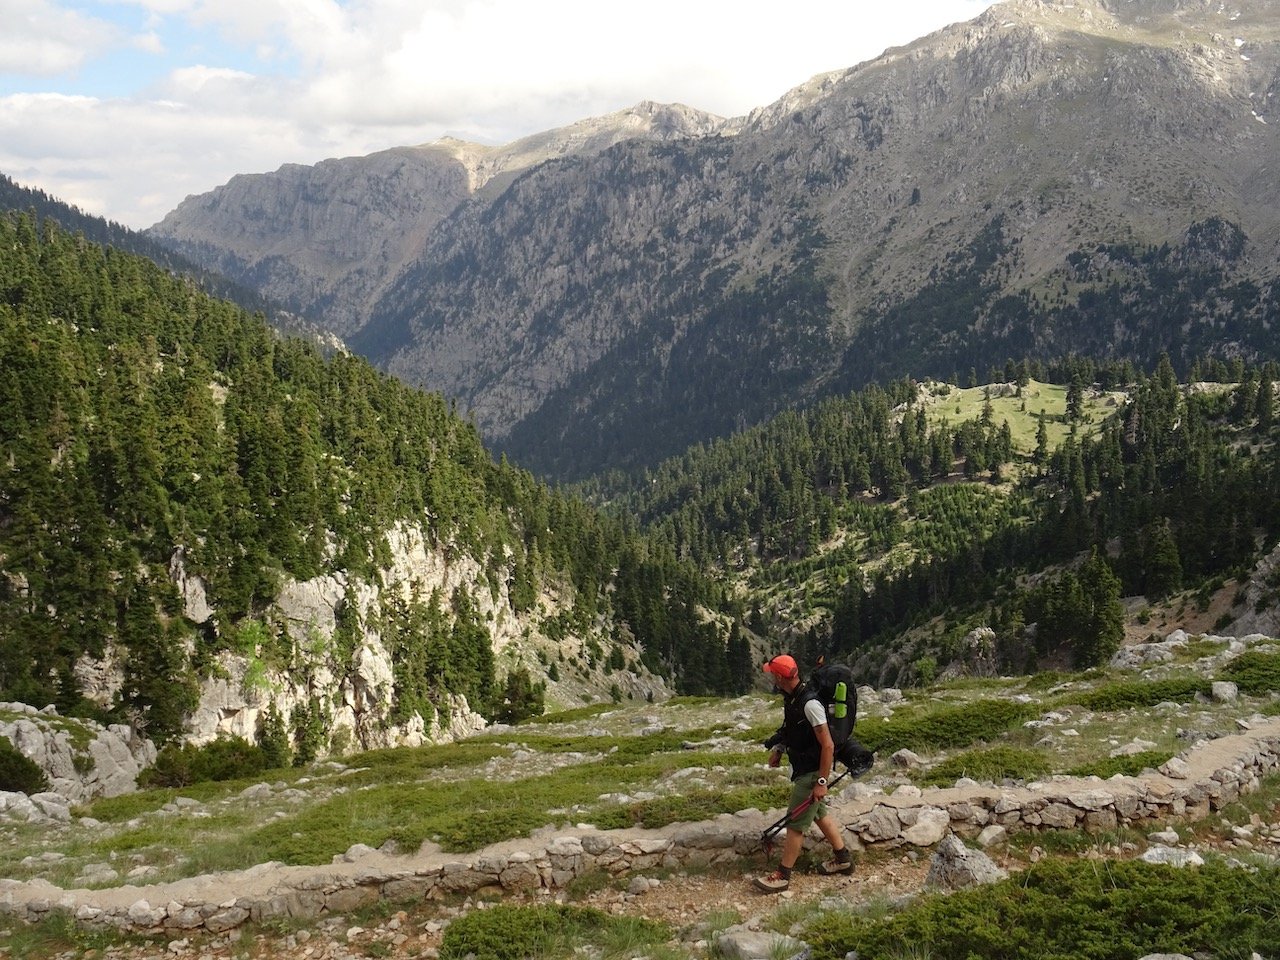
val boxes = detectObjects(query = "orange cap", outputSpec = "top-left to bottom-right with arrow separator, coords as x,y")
762,655 -> 798,680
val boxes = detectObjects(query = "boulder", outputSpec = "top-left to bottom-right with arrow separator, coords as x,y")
925,834 -> 1008,890
0,705 -> 155,803
714,925 -> 809,960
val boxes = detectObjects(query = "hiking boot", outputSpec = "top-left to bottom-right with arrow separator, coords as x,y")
818,851 -> 853,875
753,868 -> 791,892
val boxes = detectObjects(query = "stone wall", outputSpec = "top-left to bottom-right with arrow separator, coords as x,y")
2,717 -> 1277,936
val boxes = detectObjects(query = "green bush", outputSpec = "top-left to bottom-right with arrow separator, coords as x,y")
1070,677 -> 1210,711
0,738 -> 49,794
858,699 -> 1039,754
1220,650 -> 1280,695
140,736 -> 268,788
601,784 -> 781,830
918,746 -> 1050,787
524,703 -> 611,725
1067,750 -> 1173,779
803,859 -> 1280,960
439,903 -> 668,960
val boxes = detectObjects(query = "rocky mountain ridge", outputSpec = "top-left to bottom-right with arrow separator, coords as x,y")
148,102 -> 729,339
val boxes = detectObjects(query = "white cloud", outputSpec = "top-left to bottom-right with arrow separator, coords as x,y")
3,0 -> 996,227
132,31 -> 167,55
0,0 -> 121,74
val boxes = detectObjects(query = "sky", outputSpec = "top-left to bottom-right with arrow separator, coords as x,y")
1,0 -> 996,230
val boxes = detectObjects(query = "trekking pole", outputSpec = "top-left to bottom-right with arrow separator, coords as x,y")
760,766 -> 852,854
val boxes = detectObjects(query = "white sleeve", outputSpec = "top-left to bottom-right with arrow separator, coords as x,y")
804,698 -> 827,728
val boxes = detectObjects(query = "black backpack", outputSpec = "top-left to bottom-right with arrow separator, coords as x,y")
811,658 -> 856,746
812,657 -> 874,774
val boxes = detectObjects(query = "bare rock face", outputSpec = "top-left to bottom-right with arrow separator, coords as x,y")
148,102 -> 728,338
179,522 -> 507,751
1225,541 -> 1280,639
166,522 -> 664,755
169,546 -> 214,624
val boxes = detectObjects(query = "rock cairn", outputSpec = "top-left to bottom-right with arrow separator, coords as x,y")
1,716 -> 1277,936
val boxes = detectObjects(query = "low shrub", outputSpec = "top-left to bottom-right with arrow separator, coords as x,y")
917,746 -> 1050,787
803,859 -> 1280,960
439,903 -> 668,960
524,703 -> 612,725
1067,750 -> 1173,779
140,736 -> 269,788
858,699 -> 1039,754
600,784 -> 781,830
1069,677 -> 1210,711
0,738 -> 49,794
1220,650 -> 1280,696
1021,671 -> 1077,692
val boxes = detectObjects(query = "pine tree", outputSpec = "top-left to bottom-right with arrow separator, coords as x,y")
1143,519 -> 1183,599
1077,550 -> 1124,668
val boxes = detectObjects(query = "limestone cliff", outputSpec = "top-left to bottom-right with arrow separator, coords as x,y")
47,516 -> 668,770
149,522 -> 667,755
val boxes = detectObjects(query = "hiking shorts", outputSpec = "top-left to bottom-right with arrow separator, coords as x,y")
787,771 -> 827,832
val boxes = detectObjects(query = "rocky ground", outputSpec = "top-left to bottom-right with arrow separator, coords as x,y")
14,823 -> 1280,960
0,848 -> 943,960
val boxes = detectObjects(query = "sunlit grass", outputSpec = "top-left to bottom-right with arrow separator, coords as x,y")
920,379 -> 1121,454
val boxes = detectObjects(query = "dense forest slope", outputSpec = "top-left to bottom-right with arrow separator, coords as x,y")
582,358 -> 1280,686
3,179 -> 1279,800
0,173 -> 334,350
0,211 -> 750,757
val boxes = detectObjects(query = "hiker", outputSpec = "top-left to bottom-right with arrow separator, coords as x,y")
754,654 -> 853,892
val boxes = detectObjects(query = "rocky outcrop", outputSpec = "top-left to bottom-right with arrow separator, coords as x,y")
1224,541 -> 1280,639
2,714 -> 1276,935
1110,629 -> 1277,672
177,522 -> 503,753
0,703 -> 156,804
87,521 -> 665,756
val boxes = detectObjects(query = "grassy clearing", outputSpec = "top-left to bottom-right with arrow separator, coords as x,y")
920,379 -> 1120,454
438,903 -> 671,960
3,648 -> 1280,960
0,911 -> 158,960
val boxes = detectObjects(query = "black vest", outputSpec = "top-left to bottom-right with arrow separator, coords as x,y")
779,684 -> 822,779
